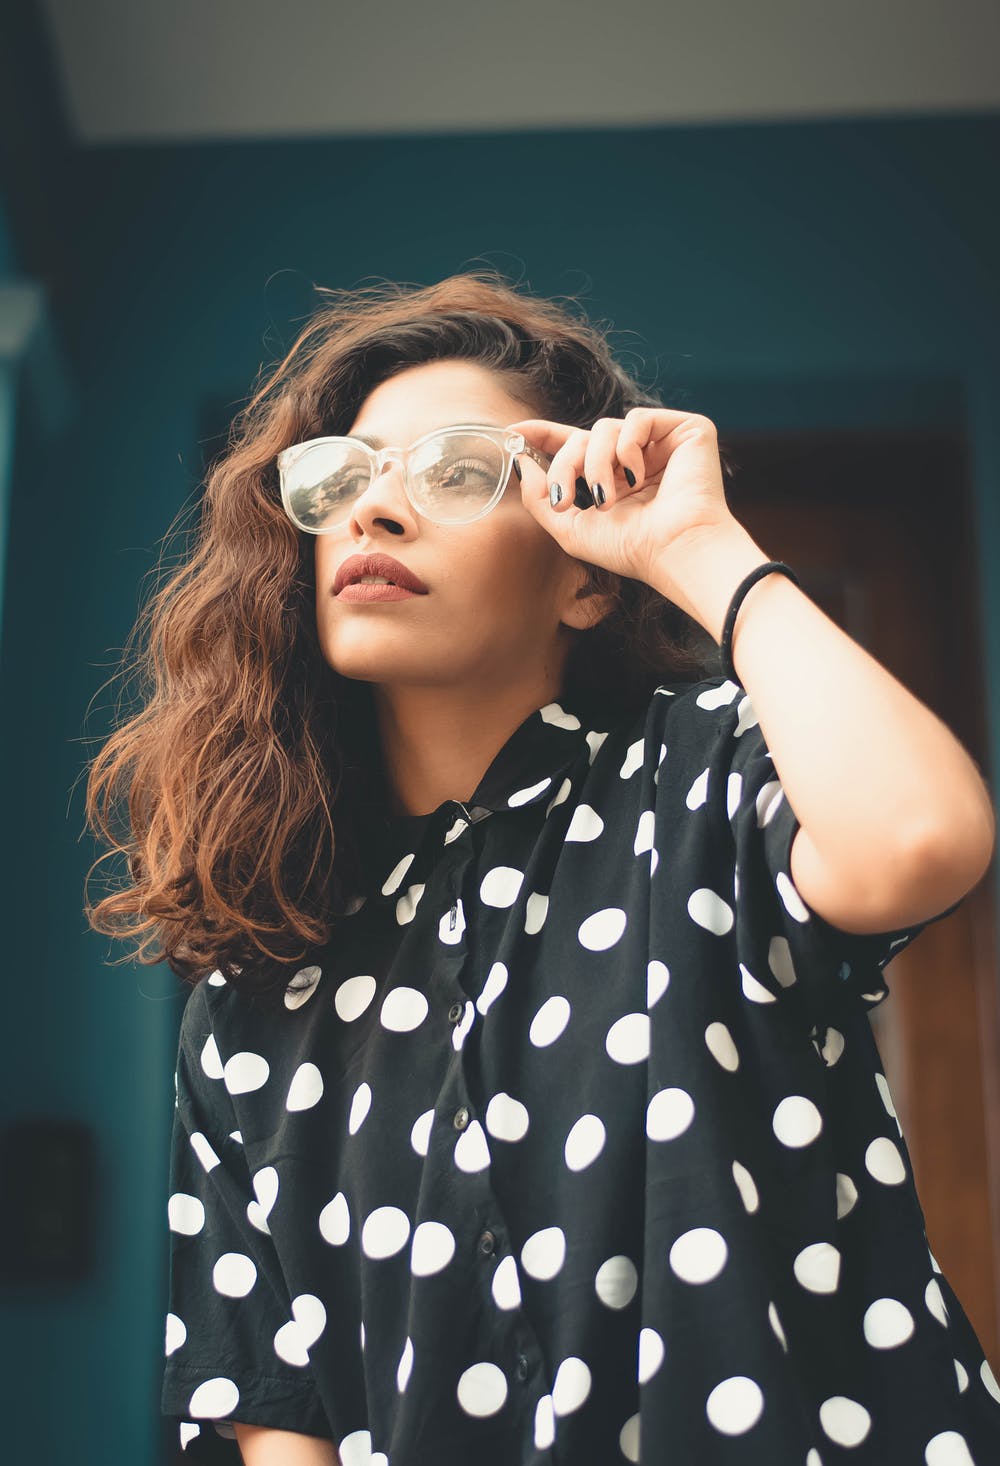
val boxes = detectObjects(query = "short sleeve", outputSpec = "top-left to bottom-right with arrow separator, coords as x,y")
715,680 -> 966,1030
161,978 -> 333,1456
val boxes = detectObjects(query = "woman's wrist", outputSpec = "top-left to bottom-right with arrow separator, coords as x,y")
647,519 -> 777,648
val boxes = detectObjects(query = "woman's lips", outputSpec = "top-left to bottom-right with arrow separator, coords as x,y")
334,583 -> 424,602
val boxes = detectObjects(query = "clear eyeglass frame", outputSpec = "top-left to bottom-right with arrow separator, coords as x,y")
276,422 -> 554,534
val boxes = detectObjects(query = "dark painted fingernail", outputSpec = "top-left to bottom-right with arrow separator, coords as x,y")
549,482 -> 563,507
512,457 -> 522,481
593,482 -> 606,507
624,467 -> 636,487
574,475 -> 595,509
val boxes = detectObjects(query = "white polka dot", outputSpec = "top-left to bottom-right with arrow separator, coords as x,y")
647,1087 -> 695,1141
383,851 -> 414,895
521,1226 -> 566,1280
348,1082 -> 371,1134
509,776 -> 553,807
740,964 -> 776,1003
688,887 -> 734,935
485,1092 -> 529,1142
552,1356 -> 592,1415
768,1301 -> 787,1351
286,1062 -> 323,1112
524,892 -> 549,935
863,1297 -> 914,1348
706,1375 -> 764,1435
926,1277 -> 950,1327
339,1430 -> 372,1466
165,1312 -> 186,1355
335,974 -> 377,1022
836,1172 -> 858,1219
410,1221 -> 455,1276
168,1192 -> 205,1236
606,1012 -> 649,1064
773,1095 -> 823,1147
865,1136 -> 907,1184
318,1191 -> 350,1246
875,1070 -> 897,1117
187,1377 -> 239,1419
565,804 -> 604,841
187,1125 -> 218,1172
595,1255 -> 638,1309
579,907 -> 628,950
274,1294 -> 326,1365
410,1109 -> 434,1156
768,934 -> 797,988
793,1242 -> 841,1294
529,995 -> 571,1047
647,960 -> 670,1008
454,1119 -> 491,1172
395,883 -> 424,924
705,1021 -> 739,1071
361,1205 -> 411,1259
457,1361 -> 508,1417
669,1227 -> 728,1284
732,1160 -> 759,1213
806,1451 -> 823,1466
477,962 -> 508,1015
925,1430 -> 976,1465
397,1336 -> 413,1393
819,1395 -> 871,1447
683,765 -> 708,810
634,809 -> 654,858
954,1358 -> 969,1393
753,775 -> 784,827
213,1253 -> 257,1297
480,866 -> 524,908
224,1050 -> 269,1095
284,965 -> 321,1009
380,985 -> 428,1032
247,1167 -> 278,1233
199,1033 -> 224,1079
564,1114 -> 606,1170
776,869 -> 811,923
534,1393 -> 555,1448
619,1411 -> 640,1462
819,1027 -> 845,1066
638,1327 -> 665,1383
980,1357 -> 1000,1401
492,1254 -> 521,1310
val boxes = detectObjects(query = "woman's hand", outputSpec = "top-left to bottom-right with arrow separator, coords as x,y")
510,407 -> 738,597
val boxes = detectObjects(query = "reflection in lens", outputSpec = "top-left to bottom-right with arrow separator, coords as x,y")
284,431 -> 504,529
410,432 -> 504,523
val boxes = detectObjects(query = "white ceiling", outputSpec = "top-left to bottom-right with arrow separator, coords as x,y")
39,0 -> 1000,146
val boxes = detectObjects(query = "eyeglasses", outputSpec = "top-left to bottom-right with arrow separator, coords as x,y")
276,423 -> 554,533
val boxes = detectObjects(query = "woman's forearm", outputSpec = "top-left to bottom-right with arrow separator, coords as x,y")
649,519 -> 996,888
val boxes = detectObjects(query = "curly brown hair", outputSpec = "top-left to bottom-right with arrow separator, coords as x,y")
83,268 -> 726,1004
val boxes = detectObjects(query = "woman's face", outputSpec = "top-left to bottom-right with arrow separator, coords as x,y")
314,359 -> 599,691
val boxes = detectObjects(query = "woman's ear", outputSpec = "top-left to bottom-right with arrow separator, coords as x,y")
560,563 -> 616,632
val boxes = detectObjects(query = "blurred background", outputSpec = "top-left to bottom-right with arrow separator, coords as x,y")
1,0 -> 998,1460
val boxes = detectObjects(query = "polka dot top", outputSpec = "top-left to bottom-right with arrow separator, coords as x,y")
161,673 -> 1000,1464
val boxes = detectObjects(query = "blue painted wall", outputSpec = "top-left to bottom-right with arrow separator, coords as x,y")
1,115 -> 998,1463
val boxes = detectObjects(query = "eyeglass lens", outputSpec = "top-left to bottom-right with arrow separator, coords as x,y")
283,430 -> 509,530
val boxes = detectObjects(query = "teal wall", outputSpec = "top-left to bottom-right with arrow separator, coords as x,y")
1,115 -> 998,1463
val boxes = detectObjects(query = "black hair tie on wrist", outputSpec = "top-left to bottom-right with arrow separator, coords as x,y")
719,560 -> 800,687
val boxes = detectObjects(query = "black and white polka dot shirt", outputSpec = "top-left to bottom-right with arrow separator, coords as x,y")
161,673 -> 1000,1464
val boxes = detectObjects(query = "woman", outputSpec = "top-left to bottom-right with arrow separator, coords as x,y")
86,271 -> 1000,1464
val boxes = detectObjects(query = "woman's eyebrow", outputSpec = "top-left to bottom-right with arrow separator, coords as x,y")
351,421 -> 506,448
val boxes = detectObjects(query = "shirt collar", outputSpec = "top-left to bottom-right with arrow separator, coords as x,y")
354,681 -> 617,892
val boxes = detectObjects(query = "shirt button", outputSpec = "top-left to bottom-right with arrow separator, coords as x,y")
516,1353 -> 529,1381
448,1001 -> 464,1023
478,1230 -> 496,1257
453,1106 -> 470,1130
